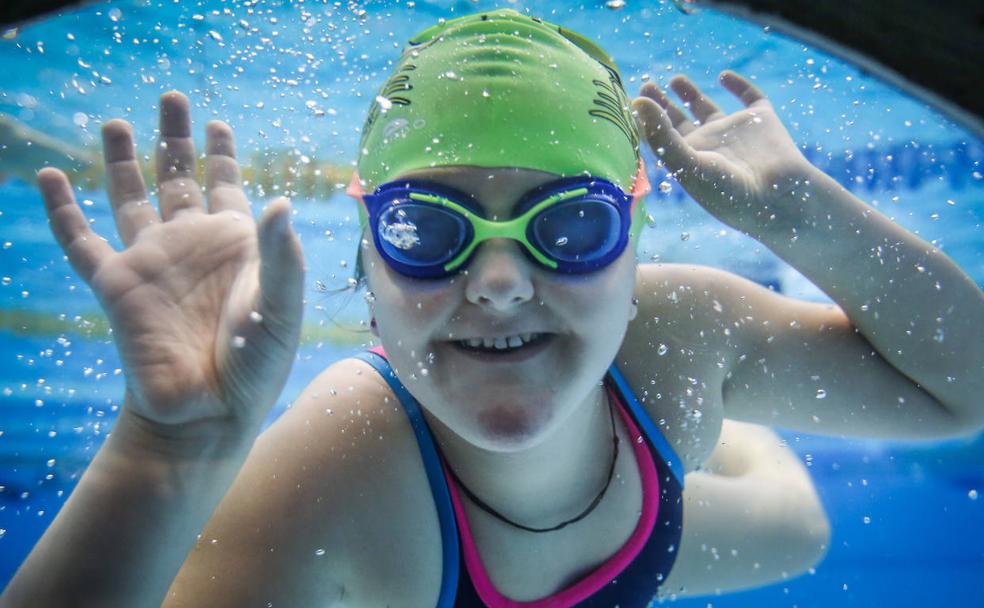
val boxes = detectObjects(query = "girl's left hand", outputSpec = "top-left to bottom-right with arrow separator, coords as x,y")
632,71 -> 817,238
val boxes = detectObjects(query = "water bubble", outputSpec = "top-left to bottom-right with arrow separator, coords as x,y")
249,311 -> 263,323
375,96 -> 392,111
862,516 -> 871,524
658,181 -> 673,194
657,344 -> 668,356
554,236 -> 568,247
680,232 -> 690,241
314,548 -> 326,556
46,459 -> 56,467
969,489 -> 978,501
231,336 -> 246,348
208,31 -> 223,43
815,389 -> 827,399
379,218 -> 420,250
606,0 -> 626,9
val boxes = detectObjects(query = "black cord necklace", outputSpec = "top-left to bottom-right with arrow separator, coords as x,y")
444,393 -> 620,534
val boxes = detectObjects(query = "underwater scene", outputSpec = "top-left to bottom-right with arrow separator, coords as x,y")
0,1 -> 981,606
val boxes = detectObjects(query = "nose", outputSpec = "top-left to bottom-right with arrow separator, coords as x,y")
464,239 -> 535,311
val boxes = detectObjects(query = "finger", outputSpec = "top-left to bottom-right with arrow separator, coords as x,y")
102,120 -> 161,246
669,76 -> 726,124
37,168 -> 114,283
719,70 -> 768,108
156,91 -> 205,220
204,121 -> 250,215
639,82 -> 696,135
632,97 -> 695,173
256,197 -> 305,329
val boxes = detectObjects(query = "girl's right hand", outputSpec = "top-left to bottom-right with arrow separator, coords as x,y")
37,92 -> 305,438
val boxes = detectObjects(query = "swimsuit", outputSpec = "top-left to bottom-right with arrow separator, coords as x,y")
354,350 -> 685,607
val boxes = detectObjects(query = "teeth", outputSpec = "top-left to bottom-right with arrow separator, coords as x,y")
458,333 -> 542,351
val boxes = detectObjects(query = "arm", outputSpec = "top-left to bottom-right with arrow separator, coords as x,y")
1,93 -> 304,607
1,409 -> 258,608
633,73 -> 984,439
660,420 -> 830,599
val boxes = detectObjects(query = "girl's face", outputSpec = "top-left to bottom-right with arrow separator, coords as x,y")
364,167 -> 639,452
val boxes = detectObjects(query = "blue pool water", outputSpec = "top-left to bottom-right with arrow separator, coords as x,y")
1,1 -> 982,606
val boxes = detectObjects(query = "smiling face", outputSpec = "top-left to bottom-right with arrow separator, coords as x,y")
363,166 -> 639,452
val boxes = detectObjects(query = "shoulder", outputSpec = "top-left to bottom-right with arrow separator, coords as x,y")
169,356 -> 444,606
627,262 -> 786,365
616,263 -> 763,471
634,262 -> 766,317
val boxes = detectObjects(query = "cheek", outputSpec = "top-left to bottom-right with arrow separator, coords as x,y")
544,253 -> 637,320
364,247 -> 459,337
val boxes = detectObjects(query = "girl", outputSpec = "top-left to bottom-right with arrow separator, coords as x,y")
4,9 -> 982,607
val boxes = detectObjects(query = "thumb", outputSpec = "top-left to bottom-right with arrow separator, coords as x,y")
632,97 -> 694,174
256,197 -> 305,330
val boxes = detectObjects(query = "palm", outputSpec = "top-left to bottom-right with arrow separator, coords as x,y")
37,93 -> 304,430
688,105 -> 805,195
634,72 -> 813,233
94,213 -> 262,422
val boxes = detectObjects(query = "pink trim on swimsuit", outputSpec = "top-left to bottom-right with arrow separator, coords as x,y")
441,386 -> 660,607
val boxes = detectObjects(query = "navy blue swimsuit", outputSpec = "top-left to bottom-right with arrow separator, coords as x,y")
354,351 -> 685,607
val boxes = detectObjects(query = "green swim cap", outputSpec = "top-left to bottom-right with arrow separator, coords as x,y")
356,9 -> 641,193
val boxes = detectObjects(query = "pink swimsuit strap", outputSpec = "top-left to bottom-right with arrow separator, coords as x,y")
441,385 -> 661,607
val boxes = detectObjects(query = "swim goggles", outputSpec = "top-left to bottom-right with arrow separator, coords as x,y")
347,163 -> 651,279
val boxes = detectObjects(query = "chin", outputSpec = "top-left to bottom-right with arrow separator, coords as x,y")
468,401 -> 556,452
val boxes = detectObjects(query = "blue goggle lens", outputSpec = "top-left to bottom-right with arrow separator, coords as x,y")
530,199 -> 621,264
376,203 -> 469,268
